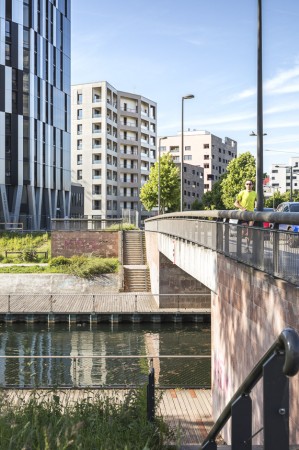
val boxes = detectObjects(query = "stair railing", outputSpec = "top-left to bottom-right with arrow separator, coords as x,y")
201,327 -> 299,450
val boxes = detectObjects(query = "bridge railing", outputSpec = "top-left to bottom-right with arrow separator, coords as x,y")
145,211 -> 299,286
200,327 -> 299,450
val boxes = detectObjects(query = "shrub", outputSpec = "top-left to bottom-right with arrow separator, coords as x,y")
49,256 -> 72,267
109,222 -> 137,230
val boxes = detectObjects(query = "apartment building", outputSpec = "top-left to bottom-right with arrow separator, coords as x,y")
270,157 -> 299,195
0,0 -> 71,230
160,130 -> 237,192
176,163 -> 204,210
71,82 -> 157,222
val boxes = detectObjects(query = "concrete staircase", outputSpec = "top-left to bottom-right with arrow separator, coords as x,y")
123,231 -> 151,292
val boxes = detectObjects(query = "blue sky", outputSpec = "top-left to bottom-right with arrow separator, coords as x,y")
71,0 -> 299,174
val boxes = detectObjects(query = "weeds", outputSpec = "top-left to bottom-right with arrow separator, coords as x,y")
0,388 -> 172,450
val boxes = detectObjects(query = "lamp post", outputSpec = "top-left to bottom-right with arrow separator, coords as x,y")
181,94 -> 194,212
158,136 -> 167,214
255,0 -> 264,212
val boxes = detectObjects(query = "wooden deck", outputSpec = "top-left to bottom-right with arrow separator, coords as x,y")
0,293 -> 210,315
2,388 -> 214,447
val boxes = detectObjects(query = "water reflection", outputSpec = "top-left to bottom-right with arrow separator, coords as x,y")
0,322 -> 211,388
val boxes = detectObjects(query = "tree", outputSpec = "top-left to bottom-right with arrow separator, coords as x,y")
221,152 -> 256,209
140,153 -> 180,213
191,198 -> 203,210
201,179 -> 226,210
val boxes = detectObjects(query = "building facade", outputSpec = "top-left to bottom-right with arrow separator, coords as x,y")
160,130 -> 237,192
176,162 -> 204,210
0,0 -> 71,230
270,157 -> 299,197
71,82 -> 157,223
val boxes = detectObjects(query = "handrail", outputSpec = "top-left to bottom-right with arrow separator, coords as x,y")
145,209 -> 299,226
201,327 -> 299,448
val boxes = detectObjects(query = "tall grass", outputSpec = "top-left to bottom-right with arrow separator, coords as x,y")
0,388 -> 172,450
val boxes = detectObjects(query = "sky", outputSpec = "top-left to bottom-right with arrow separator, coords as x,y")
71,0 -> 299,174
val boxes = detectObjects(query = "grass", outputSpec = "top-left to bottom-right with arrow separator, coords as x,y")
0,232 -> 50,263
0,233 -> 119,278
0,256 -> 119,278
0,388 -> 172,450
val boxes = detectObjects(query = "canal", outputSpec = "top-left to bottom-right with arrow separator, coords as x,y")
0,322 -> 211,388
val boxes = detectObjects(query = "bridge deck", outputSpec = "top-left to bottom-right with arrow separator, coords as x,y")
2,388 -> 214,446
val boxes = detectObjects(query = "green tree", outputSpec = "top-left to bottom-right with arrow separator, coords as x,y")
201,179 -> 226,210
140,153 -> 180,213
191,198 -> 203,210
221,152 -> 256,209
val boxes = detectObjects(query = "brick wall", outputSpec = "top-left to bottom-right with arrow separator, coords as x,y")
51,231 -> 119,258
214,254 -> 299,444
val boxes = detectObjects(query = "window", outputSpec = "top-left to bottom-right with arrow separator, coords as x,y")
204,163 -> 209,168
77,154 -> 82,165
93,185 -> 101,195
93,200 -> 101,210
77,139 -> 82,150
204,184 -> 209,189
185,146 -> 191,151
77,170 -> 82,180
170,146 -> 179,152
77,124 -> 82,135
203,144 -> 209,149
204,155 -> 210,160
184,155 -> 192,160
77,109 -> 82,119
77,93 -> 82,104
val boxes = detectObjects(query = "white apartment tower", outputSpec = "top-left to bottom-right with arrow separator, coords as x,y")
71,82 -> 157,222
160,130 -> 237,192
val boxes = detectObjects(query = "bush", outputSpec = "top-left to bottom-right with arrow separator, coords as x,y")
109,222 -> 137,230
68,256 -> 118,279
49,256 -> 72,267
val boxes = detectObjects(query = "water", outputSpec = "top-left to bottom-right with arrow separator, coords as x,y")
0,322 -> 211,388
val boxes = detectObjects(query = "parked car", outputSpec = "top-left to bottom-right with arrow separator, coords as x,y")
271,202 -> 299,247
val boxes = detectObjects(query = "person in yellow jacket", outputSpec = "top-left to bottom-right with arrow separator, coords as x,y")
234,180 -> 257,251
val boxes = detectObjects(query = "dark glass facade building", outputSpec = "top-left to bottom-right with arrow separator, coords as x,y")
0,0 -> 71,229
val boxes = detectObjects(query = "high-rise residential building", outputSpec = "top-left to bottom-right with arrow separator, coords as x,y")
0,0 -> 71,230
160,130 -> 237,192
71,81 -> 157,223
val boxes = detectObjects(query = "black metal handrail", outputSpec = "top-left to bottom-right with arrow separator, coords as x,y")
201,328 -> 299,449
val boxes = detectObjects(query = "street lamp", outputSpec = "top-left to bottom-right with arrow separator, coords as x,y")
158,136 -> 167,214
275,164 -> 295,201
249,131 -> 267,136
181,94 -> 194,212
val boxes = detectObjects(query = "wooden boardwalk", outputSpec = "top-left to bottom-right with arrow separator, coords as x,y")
0,293 -> 210,315
2,388 -> 213,447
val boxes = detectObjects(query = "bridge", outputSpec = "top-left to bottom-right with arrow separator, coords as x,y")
144,210 -> 299,445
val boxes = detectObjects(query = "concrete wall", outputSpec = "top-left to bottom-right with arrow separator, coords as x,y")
145,231 -> 211,308
0,273 -> 119,294
51,231 -> 119,258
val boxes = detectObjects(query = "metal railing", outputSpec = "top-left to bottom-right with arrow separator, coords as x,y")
0,355 -> 211,389
145,211 -> 299,286
201,327 -> 299,450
